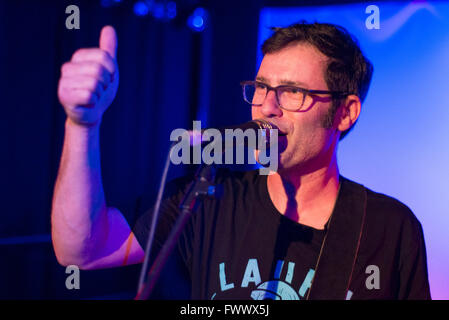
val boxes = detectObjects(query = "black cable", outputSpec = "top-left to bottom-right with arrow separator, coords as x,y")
136,141 -> 176,294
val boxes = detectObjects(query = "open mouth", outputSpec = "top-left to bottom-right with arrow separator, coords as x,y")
267,122 -> 288,136
278,131 -> 287,137
254,119 -> 289,138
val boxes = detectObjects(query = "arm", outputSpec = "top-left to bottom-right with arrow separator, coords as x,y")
51,26 -> 144,270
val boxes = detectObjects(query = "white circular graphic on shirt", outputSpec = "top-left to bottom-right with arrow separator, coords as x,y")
250,280 -> 300,300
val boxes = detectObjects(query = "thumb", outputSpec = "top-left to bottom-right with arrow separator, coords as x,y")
99,25 -> 117,59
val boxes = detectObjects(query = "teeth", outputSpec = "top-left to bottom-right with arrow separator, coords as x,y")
255,119 -> 287,136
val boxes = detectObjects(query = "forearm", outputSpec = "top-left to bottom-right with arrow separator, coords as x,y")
51,118 -> 109,267
51,26 -> 143,269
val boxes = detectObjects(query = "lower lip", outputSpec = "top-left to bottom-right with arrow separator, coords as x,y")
277,132 -> 287,138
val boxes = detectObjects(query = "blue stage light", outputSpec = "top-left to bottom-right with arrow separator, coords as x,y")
193,16 -> 203,28
166,2 -> 177,19
152,2 -> 165,19
187,7 -> 208,32
134,1 -> 150,16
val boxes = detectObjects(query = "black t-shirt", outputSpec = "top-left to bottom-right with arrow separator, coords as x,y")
132,169 -> 431,300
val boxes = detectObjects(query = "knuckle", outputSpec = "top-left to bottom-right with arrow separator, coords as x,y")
60,63 -> 68,73
58,77 -> 73,89
59,78 -> 73,92
61,62 -> 72,76
71,48 -> 85,61
58,88 -> 72,106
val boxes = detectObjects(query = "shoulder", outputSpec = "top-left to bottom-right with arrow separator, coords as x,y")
343,177 -> 425,247
365,185 -> 422,231
342,176 -> 419,224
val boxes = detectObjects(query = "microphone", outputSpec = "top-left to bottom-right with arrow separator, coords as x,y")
186,119 -> 279,149
169,119 -> 281,170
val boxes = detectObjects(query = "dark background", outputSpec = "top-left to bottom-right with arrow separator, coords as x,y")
0,0 -> 387,299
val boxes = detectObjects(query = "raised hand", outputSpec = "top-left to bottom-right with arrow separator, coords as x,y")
58,25 -> 119,127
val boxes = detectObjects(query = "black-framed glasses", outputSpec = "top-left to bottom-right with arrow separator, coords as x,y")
240,80 -> 350,112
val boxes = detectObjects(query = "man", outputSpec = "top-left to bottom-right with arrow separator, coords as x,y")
52,22 -> 430,299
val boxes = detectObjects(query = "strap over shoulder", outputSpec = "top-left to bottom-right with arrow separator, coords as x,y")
307,177 -> 367,300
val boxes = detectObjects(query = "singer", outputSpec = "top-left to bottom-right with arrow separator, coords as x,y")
52,22 -> 430,299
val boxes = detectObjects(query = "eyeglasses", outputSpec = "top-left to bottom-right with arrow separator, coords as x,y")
240,80 -> 350,112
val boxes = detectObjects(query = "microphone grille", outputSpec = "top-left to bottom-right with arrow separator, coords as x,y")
253,119 -> 277,130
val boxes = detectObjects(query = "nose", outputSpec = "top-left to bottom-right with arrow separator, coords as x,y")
260,90 -> 282,118
259,89 -> 283,118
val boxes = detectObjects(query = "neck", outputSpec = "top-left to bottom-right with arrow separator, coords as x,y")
267,149 -> 340,229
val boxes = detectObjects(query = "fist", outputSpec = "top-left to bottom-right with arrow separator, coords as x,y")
58,26 -> 119,127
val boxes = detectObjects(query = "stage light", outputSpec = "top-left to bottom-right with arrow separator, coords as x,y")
166,2 -> 177,20
187,7 -> 208,32
152,2 -> 165,19
134,1 -> 150,16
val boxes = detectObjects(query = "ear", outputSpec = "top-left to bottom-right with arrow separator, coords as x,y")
334,94 -> 361,133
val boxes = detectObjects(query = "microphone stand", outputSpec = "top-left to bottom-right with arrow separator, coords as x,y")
135,163 -> 219,300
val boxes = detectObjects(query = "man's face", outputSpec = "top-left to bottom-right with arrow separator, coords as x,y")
252,42 -> 339,173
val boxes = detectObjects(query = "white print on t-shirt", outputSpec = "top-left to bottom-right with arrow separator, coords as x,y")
215,258 -> 354,300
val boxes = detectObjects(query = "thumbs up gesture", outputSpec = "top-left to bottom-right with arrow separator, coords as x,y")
58,26 -> 119,127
